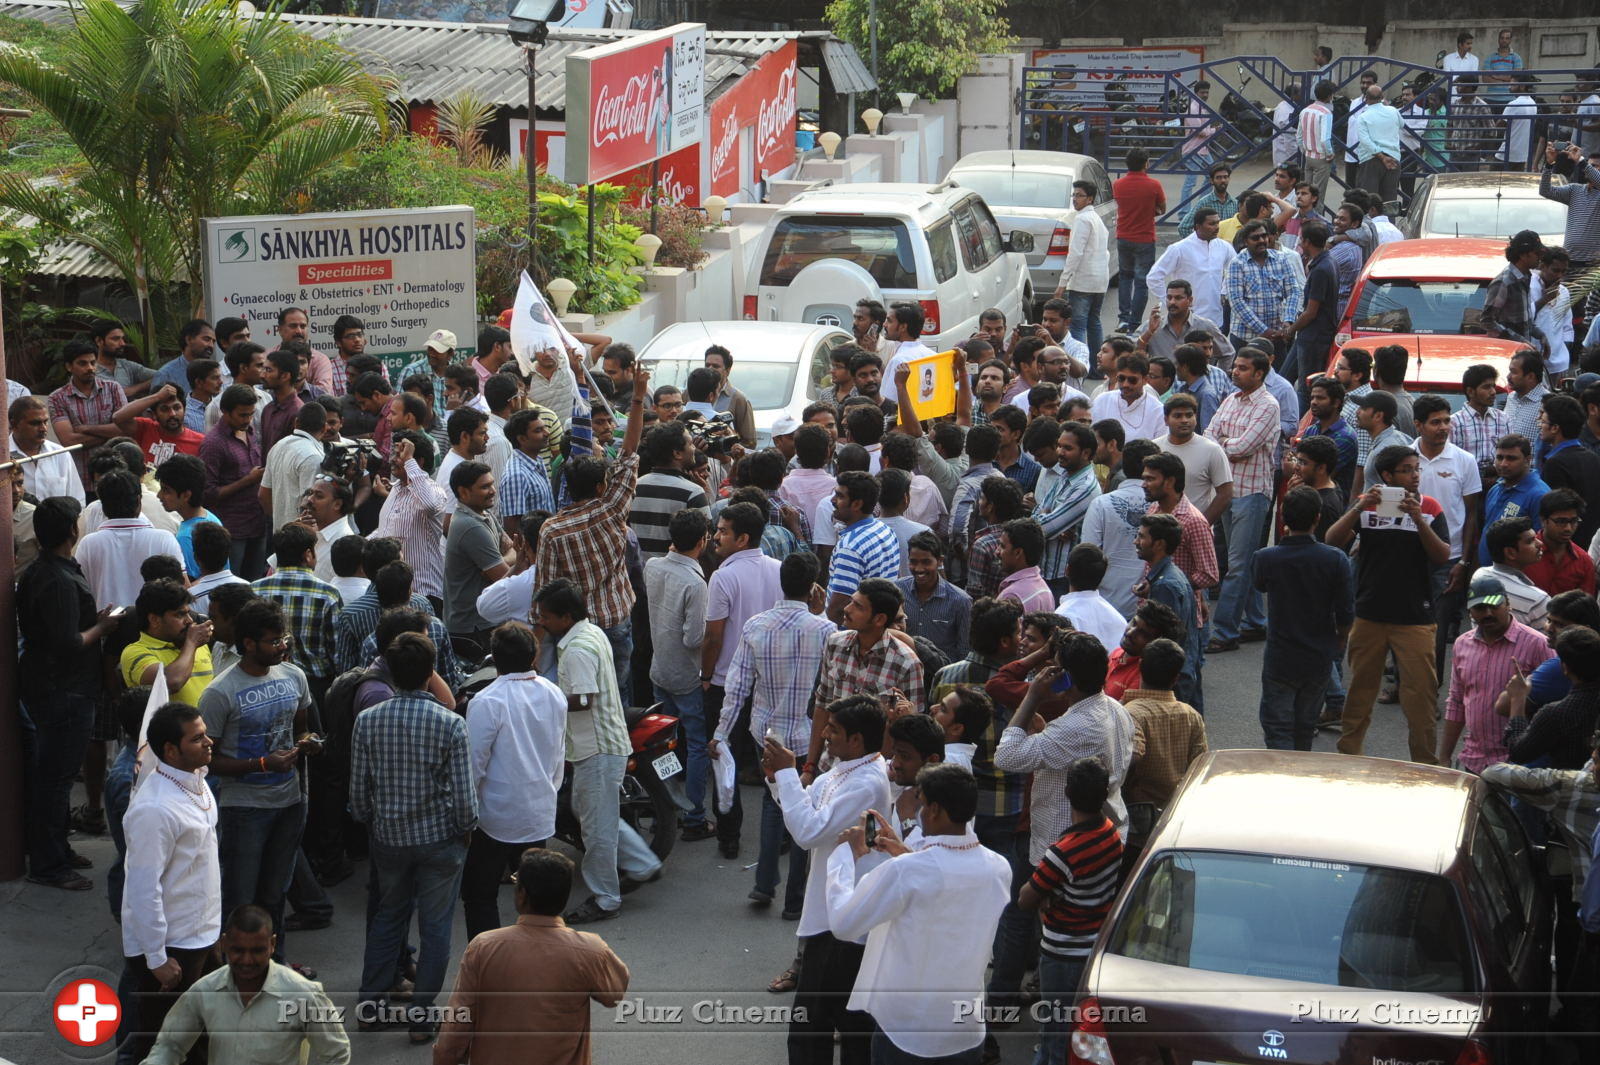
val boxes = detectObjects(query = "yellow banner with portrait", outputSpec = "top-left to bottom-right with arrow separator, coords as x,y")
903,349 -> 959,422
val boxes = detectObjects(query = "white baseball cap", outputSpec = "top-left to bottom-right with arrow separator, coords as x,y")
425,329 -> 457,353
770,415 -> 799,437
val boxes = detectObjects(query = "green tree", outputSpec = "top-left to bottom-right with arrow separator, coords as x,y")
825,0 -> 1011,103
0,0 -> 387,348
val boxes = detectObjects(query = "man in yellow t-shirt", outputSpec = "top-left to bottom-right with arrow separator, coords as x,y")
120,577 -> 216,706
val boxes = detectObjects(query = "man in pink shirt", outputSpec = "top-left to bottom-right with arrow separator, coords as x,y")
1438,573 -> 1554,772
995,518 -> 1054,612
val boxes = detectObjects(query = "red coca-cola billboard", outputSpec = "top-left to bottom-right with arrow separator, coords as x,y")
709,41 -> 799,198
565,22 -> 706,186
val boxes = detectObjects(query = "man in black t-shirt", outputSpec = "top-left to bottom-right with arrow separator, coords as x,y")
1325,444 -> 1451,763
1284,222 -> 1339,385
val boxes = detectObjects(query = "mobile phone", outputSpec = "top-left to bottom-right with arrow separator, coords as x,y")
864,812 -> 878,848
877,691 -> 898,712
108,606 -> 129,618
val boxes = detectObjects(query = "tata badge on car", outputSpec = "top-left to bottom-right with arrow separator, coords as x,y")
201,205 -> 477,378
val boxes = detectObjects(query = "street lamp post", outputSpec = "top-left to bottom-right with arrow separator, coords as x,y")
507,0 -> 566,277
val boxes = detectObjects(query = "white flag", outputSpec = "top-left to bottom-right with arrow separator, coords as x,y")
509,271 -> 584,376
130,667 -> 171,797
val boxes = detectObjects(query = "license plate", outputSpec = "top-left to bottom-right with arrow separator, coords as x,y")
651,751 -> 683,779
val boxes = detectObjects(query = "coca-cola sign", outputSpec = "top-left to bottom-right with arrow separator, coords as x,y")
565,23 -> 706,186
709,42 -> 798,198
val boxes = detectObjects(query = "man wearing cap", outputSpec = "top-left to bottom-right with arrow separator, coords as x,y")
398,329 -> 461,434
769,415 -> 800,465
1438,573 -> 1554,772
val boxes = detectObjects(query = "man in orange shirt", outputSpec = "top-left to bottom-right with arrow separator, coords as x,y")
435,849 -> 629,1065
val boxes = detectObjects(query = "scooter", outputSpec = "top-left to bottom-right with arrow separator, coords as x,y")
458,665 -> 684,862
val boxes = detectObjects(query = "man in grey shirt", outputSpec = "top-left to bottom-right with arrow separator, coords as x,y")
197,598 -> 314,961
643,508 -> 711,836
443,460 -> 511,647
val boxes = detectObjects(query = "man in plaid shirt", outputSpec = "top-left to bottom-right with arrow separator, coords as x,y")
252,523 -> 342,697
349,631 -> 476,1035
1451,364 -> 1512,488
965,475 -> 1027,599
1223,221 -> 1303,345
1206,350 -> 1281,652
804,578 -> 924,777
50,340 -> 128,490
1479,231 -> 1547,353
534,369 -> 649,703
712,551 -> 836,915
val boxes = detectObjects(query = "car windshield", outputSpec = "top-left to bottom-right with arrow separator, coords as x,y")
950,169 -> 1074,210
1107,850 -> 1475,994
1350,279 -> 1489,335
644,359 -> 802,411
758,216 -> 918,289
1426,196 -> 1566,239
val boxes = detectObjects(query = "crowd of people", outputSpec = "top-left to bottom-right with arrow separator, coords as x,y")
8,73 -> 1600,1061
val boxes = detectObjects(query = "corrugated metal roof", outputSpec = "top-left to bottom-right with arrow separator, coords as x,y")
0,1 -> 809,108
819,36 -> 876,94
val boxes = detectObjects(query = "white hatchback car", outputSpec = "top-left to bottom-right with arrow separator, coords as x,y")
741,182 -> 1034,349
637,321 -> 850,448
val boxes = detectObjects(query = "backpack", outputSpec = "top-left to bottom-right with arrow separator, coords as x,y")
320,665 -> 385,771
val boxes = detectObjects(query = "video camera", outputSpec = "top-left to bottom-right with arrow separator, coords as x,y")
686,411 -> 739,457
322,438 -> 381,480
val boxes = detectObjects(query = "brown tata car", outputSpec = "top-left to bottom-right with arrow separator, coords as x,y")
1071,750 -> 1552,1065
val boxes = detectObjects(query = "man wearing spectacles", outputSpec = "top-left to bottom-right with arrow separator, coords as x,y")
197,598 -> 319,970
1526,489 -> 1594,596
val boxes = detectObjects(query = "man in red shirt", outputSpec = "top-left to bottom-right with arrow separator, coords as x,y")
112,383 -> 204,468
1525,489 -> 1596,596
1104,600 -> 1185,702
1112,147 -> 1167,333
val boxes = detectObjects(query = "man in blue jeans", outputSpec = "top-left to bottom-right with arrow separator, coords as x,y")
1253,487 -> 1356,749
644,508 -> 712,838
198,598 -> 317,964
714,550 -> 836,919
1205,350 -> 1282,652
350,631 -> 476,1041
1054,179 -> 1111,355
1019,756 -> 1123,1065
18,495 -> 123,891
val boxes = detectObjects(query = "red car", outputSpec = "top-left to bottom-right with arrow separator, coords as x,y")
1327,238 -> 1523,406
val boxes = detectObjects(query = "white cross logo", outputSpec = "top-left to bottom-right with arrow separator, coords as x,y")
54,979 -> 120,1046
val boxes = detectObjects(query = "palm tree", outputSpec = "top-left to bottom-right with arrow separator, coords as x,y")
0,0 -> 389,348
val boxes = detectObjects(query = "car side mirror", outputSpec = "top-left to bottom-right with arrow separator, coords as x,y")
1004,231 -> 1035,254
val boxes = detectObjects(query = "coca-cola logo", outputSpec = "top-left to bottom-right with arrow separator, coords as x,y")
593,72 -> 658,148
655,164 -> 694,206
712,111 -> 739,181
756,65 -> 797,163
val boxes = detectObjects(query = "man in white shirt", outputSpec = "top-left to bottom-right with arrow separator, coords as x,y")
306,475 -> 358,582
1499,77 -> 1540,169
1056,543 -> 1133,649
1082,443 -> 1159,616
762,695 -> 892,1065
1414,394 -> 1481,672
75,469 -> 184,608
880,301 -> 937,395
434,407 -> 490,490
1155,394 -> 1235,522
475,512 -> 541,626
1144,208 -> 1234,325
1054,180 -> 1111,353
461,621 -> 567,940
121,703 -> 222,1063
825,763 -> 1012,1063
9,395 -> 84,502
1442,31 -> 1478,77
259,402 -> 326,533
1531,247 -> 1575,374
1090,353 -> 1166,442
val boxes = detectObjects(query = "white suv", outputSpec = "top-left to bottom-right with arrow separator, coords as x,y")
741,182 -> 1034,349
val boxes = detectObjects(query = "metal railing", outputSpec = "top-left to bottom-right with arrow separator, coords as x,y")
1020,56 -> 1600,225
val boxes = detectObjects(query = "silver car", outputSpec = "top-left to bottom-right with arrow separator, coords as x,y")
1402,171 -> 1567,247
945,149 -> 1118,314
636,321 -> 850,448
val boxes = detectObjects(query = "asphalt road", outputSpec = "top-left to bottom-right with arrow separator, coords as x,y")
0,630 -> 1433,1065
